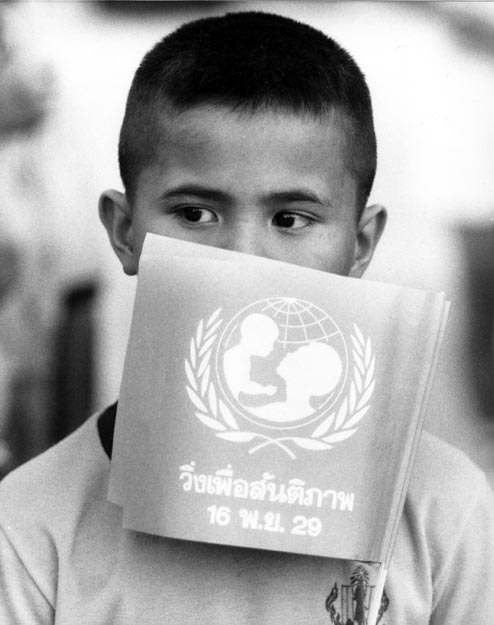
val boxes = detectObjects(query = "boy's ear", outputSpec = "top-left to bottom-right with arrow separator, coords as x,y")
349,203 -> 387,278
98,189 -> 138,276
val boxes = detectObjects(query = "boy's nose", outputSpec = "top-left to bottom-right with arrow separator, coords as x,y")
219,223 -> 269,258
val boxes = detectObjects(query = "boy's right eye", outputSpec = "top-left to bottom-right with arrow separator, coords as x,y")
176,207 -> 217,224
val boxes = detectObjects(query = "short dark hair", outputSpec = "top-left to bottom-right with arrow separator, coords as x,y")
119,11 -> 377,211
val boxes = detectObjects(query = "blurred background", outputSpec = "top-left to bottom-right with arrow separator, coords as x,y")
0,1 -> 493,484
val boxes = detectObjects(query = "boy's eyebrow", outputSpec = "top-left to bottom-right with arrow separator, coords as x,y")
159,184 -> 329,206
268,190 -> 328,206
159,184 -> 229,203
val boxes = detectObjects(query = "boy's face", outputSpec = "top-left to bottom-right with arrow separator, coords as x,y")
100,106 -> 385,277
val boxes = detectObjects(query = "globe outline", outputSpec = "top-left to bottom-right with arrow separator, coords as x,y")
215,297 -> 349,431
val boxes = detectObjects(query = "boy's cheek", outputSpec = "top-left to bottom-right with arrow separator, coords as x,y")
301,229 -> 357,275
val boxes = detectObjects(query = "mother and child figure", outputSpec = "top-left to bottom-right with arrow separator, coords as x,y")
223,311 -> 343,424
1,10 -> 493,625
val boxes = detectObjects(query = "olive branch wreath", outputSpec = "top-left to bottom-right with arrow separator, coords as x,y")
185,308 -> 375,460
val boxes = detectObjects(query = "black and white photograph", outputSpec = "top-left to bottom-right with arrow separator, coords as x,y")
0,2 -> 493,624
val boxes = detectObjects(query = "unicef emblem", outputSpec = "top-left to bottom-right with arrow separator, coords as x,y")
217,299 -> 348,429
185,298 -> 375,459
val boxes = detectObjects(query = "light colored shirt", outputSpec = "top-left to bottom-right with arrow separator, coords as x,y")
1,411 -> 493,624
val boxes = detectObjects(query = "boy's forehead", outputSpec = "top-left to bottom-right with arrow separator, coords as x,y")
133,103 -> 359,212
149,104 -> 353,173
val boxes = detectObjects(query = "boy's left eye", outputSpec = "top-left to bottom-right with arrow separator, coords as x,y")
273,212 -> 313,229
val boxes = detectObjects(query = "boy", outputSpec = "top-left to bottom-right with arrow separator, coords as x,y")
1,11 -> 493,625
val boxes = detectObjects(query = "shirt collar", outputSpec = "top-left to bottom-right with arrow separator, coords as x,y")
97,402 -> 117,459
